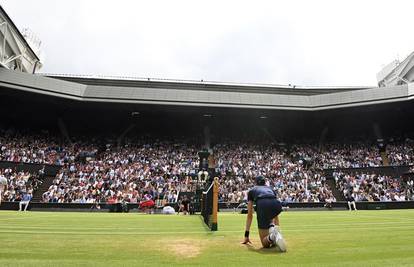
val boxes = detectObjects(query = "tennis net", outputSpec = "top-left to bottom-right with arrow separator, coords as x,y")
200,177 -> 219,231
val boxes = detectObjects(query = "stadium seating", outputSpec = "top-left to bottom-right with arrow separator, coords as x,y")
333,171 -> 413,201
0,168 -> 41,202
1,131 -> 414,205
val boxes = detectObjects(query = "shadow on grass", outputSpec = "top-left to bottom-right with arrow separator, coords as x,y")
244,243 -> 282,254
198,214 -> 216,234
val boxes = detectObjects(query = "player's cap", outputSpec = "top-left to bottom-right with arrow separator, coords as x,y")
255,175 -> 266,185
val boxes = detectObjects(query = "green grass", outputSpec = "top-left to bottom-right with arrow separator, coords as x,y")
1,210 -> 414,266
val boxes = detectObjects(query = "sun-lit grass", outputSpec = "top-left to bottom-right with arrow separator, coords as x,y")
1,209 -> 414,266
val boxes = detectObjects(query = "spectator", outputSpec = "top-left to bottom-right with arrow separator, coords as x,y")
19,191 -> 32,211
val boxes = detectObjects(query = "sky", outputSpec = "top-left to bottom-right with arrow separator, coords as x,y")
2,0 -> 414,86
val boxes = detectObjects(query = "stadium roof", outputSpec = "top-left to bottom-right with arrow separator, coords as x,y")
0,68 -> 413,111
45,74 -> 371,96
377,51 -> 414,87
0,5 -> 39,61
0,5 -> 41,73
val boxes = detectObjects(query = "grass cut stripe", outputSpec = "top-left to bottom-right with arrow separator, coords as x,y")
1,210 -> 414,267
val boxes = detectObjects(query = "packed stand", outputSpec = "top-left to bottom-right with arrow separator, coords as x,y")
2,130 -> 413,205
291,143 -> 383,169
333,171 -> 412,201
0,131 -> 98,166
0,168 -> 41,201
386,140 -> 414,166
42,140 -> 200,204
215,143 -> 336,203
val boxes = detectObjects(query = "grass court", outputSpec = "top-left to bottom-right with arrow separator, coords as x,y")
0,209 -> 414,266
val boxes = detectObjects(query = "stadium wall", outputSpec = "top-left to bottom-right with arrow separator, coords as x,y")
324,166 -> 411,177
0,161 -> 61,176
2,201 -> 414,212
1,68 -> 413,111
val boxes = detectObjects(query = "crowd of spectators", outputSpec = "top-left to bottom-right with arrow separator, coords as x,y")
0,131 -> 97,165
36,141 -> 338,204
291,143 -> 383,169
41,141 -> 200,204
387,141 -> 414,166
333,171 -> 412,201
1,131 -> 414,204
0,168 -> 41,202
215,143 -> 335,203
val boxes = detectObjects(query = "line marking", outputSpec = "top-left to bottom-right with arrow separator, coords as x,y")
0,221 -> 410,230
0,225 -> 413,236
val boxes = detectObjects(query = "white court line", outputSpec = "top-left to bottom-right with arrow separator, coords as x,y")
0,225 -> 200,230
0,220 -> 410,231
344,213 -> 414,222
0,217 -> 37,221
0,225 -> 413,236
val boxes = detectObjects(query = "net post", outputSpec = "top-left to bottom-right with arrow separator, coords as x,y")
211,177 -> 219,231
201,191 -> 205,215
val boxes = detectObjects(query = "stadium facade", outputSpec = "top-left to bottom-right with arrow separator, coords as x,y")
2,66 -> 414,141
1,68 -> 414,111
0,6 -> 41,73
1,3 -> 414,141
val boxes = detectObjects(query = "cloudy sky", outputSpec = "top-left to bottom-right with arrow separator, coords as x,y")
2,0 -> 414,86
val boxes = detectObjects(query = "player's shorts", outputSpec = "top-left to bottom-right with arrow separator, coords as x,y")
256,198 -> 282,229
346,197 -> 355,202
